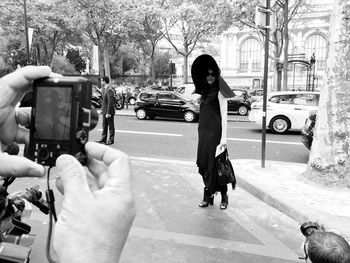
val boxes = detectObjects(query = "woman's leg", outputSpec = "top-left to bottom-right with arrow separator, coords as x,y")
219,184 -> 228,210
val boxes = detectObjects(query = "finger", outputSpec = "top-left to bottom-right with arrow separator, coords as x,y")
85,142 -> 126,166
15,126 -> 29,146
86,143 -> 131,189
105,150 -> 131,191
55,154 -> 91,199
55,177 -> 64,194
0,154 -> 45,177
1,66 -> 52,91
85,142 -> 132,190
55,167 -> 99,195
16,107 -> 31,126
86,158 -> 108,187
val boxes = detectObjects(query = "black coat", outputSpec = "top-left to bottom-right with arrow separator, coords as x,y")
101,85 -> 115,116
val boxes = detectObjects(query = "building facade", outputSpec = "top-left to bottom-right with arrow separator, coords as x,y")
172,0 -> 333,91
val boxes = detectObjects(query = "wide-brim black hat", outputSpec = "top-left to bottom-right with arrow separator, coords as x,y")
191,54 -> 234,98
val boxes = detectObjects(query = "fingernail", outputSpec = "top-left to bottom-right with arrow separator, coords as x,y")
56,155 -> 72,171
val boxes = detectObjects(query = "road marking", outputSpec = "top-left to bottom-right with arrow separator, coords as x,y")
97,129 -> 182,137
227,137 -> 303,145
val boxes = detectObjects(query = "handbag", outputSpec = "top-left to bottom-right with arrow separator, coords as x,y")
216,148 -> 236,190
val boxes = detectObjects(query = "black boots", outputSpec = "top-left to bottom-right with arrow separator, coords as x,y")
220,193 -> 228,210
199,186 -> 229,209
198,187 -> 214,208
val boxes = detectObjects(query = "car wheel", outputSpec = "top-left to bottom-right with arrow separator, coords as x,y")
237,105 -> 248,116
270,116 -> 290,134
136,108 -> 147,120
129,97 -> 136,105
184,111 -> 196,122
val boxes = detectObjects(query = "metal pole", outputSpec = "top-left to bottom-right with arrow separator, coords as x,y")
170,60 -> 173,90
24,0 -> 30,65
261,0 -> 271,168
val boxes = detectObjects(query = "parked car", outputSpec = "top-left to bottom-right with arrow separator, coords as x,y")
249,91 -> 320,134
248,89 -> 264,103
228,89 -> 251,116
134,90 -> 199,122
301,110 -> 317,149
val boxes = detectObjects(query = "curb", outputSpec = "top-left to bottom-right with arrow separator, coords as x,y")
236,174 -> 309,224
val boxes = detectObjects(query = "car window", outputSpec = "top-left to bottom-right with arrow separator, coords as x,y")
158,93 -> 174,101
140,92 -> 156,101
292,94 -> 319,106
269,95 -> 294,104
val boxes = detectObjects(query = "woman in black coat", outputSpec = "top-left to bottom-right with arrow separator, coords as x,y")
191,54 -> 234,210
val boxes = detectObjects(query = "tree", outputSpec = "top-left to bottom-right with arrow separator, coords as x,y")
154,51 -> 171,80
66,49 -> 87,73
163,0 -> 233,83
0,0 -> 83,67
51,54 -> 79,75
232,0 -> 307,91
65,0 -> 137,78
305,0 -> 350,187
131,0 -> 168,83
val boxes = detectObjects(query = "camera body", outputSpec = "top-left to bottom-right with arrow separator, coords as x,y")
27,77 -> 97,167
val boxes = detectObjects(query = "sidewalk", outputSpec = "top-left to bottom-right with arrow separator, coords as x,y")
115,106 -> 350,241
233,159 -> 350,241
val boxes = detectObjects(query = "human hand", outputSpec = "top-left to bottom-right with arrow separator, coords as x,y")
0,66 -> 52,146
219,143 -> 227,152
0,66 -> 53,180
54,142 -> 136,263
106,114 -> 111,118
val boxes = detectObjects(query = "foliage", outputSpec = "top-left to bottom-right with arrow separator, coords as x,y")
51,54 -> 79,75
163,0 -> 234,82
154,51 -> 171,79
66,49 -> 87,73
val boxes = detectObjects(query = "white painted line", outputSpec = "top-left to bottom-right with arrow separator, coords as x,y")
227,137 -> 303,145
97,129 -> 182,137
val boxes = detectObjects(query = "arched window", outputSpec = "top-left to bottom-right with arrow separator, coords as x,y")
239,38 -> 262,71
304,34 -> 327,70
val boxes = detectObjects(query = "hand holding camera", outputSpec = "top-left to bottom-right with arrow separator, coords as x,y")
53,142 -> 136,263
0,66 -> 136,263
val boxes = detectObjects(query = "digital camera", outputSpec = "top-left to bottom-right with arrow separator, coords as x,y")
27,77 -> 98,167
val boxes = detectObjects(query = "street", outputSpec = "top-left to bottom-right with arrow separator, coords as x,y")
90,115 -> 309,164
8,115 -> 308,263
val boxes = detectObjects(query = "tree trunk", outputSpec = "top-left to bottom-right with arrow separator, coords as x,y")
183,44 -> 189,84
103,47 -> 110,80
282,0 -> 289,91
305,0 -> 350,187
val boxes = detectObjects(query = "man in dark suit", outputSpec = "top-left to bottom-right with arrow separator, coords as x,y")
97,76 -> 115,145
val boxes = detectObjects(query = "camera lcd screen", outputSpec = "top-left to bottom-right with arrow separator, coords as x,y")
34,87 -> 72,141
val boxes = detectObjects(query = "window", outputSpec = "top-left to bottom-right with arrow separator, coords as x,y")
269,95 -> 294,104
293,94 -> 319,106
305,34 -> 327,70
140,92 -> 156,101
240,38 -> 262,70
158,93 -> 174,101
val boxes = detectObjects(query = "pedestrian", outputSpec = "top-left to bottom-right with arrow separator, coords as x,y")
191,54 -> 234,210
303,231 -> 350,263
97,76 -> 115,145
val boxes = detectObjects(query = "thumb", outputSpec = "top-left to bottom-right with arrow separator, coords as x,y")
56,155 -> 91,198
